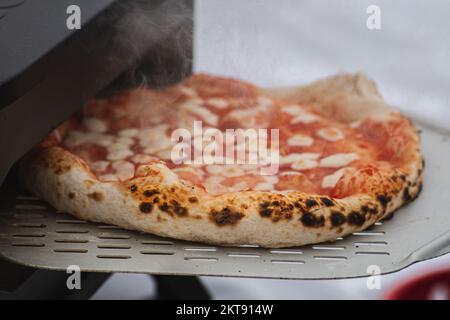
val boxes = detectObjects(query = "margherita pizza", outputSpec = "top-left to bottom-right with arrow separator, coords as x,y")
17,73 -> 424,248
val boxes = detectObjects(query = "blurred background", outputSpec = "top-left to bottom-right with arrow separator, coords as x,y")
93,0 -> 450,299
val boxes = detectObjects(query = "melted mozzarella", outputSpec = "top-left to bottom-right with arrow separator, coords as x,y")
282,105 -> 320,124
90,161 -> 110,172
112,161 -> 135,181
206,165 -> 245,177
281,104 -> 304,116
131,154 -> 158,164
287,134 -> 314,147
107,149 -> 133,161
98,174 -> 119,182
227,181 -> 249,192
291,113 -> 320,124
203,176 -> 227,194
291,159 -> 318,170
316,127 -> 344,142
257,96 -> 274,108
319,153 -> 359,168
118,128 -> 139,138
179,86 -> 197,97
280,153 -> 321,165
83,117 -> 107,133
280,171 -> 303,176
207,98 -> 228,109
321,167 -> 354,188
64,131 -> 114,147
182,99 -> 219,126
253,182 -> 274,191
139,125 -> 173,154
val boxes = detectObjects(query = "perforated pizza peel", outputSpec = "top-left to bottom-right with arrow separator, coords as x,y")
0,118 -> 449,279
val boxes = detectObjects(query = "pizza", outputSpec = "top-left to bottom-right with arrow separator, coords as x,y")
17,73 -> 424,248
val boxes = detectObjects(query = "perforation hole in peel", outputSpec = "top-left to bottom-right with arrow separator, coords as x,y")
312,245 -> 346,251
227,253 -> 261,258
16,195 -> 39,201
97,244 -> 132,250
355,251 -> 390,256
140,251 -> 175,255
97,225 -> 122,230
12,223 -> 46,228
353,241 -> 388,247
54,248 -> 88,254
55,229 -> 89,234
313,255 -> 348,261
141,240 -> 173,245
11,242 -> 45,247
98,233 -> 131,240
56,219 -> 87,225
13,232 -> 45,238
269,249 -> 303,255
352,231 -> 385,236
96,254 -> 132,260
12,213 -> 45,219
184,247 -> 217,252
184,257 -> 218,262
14,204 -> 48,210
270,259 -> 305,265
54,239 -> 89,244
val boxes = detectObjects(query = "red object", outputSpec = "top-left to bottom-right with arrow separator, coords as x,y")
385,269 -> 450,300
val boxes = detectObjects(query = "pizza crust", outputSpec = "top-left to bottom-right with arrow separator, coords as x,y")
17,73 -> 424,248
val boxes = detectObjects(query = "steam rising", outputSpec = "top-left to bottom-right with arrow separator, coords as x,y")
96,0 -> 193,95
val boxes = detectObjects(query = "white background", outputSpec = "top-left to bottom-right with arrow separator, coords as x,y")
93,0 -> 450,299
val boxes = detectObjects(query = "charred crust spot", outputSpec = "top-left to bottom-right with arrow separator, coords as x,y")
300,213 -> 325,228
320,197 -> 334,207
361,205 -> 369,214
130,185 -> 138,192
377,195 -> 390,207
88,192 -> 104,202
305,199 -> 318,208
294,201 -> 301,208
348,212 -> 365,226
157,200 -> 188,217
68,192 -> 75,199
159,203 -> 169,212
259,200 -> 294,221
171,200 -> 188,217
330,212 -> 346,226
403,187 -> 412,202
261,201 -> 270,208
188,197 -> 198,203
139,202 -> 152,213
143,189 -> 159,197
400,174 -> 407,182
260,208 -> 272,217
210,207 -> 244,226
